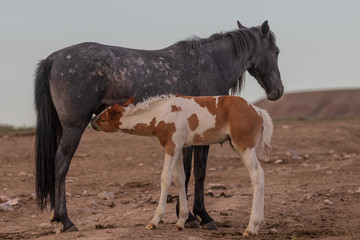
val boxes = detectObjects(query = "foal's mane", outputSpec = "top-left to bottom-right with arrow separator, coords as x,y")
124,94 -> 175,116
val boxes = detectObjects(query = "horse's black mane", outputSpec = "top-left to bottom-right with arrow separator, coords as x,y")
177,26 -> 276,57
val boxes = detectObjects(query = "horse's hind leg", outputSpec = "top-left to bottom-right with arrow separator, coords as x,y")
232,146 -> 264,236
51,126 -> 86,232
172,153 -> 189,231
193,145 -> 218,230
146,149 -> 181,230
176,147 -> 199,228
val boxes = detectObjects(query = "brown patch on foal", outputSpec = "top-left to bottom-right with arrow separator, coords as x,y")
187,113 -> 199,131
122,118 -> 177,156
193,97 -> 217,116
191,96 -> 262,151
171,105 -> 182,112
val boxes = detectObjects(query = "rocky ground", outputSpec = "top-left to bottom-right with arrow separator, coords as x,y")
1,119 -> 360,239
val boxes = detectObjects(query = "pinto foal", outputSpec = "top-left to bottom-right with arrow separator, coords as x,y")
91,95 -> 273,235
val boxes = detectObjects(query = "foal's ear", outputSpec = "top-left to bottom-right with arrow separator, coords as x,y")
237,20 -> 245,29
261,20 -> 270,38
111,104 -> 123,113
122,97 -> 134,107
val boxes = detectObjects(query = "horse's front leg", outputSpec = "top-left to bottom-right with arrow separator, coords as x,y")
193,145 -> 218,230
146,148 -> 182,230
176,147 -> 199,228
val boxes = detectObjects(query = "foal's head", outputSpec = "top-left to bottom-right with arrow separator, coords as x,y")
91,97 -> 134,132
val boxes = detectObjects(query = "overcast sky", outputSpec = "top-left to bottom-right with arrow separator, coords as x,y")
1,0 -> 359,126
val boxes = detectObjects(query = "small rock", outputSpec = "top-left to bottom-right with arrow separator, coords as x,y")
31,193 -> 36,200
75,153 -> 90,158
66,192 -> 72,197
274,159 -> 283,164
0,195 -> 10,203
347,189 -> 355,194
304,154 -> 310,159
66,179 -> 74,183
39,222 -> 53,228
98,191 -> 115,200
220,192 -> 233,198
0,202 -> 14,211
270,228 -> 278,234
208,183 -> 227,190
324,199 -> 333,205
82,190 -> 90,196
138,163 -> 144,166
90,200 -> 99,206
208,167 -> 217,172
7,198 -> 20,206
356,187 -> 360,193
220,211 -> 228,216
125,157 -> 133,161
27,173 -> 35,178
143,208 -> 152,212
281,125 -> 290,129
18,171 -> 28,177
281,201 -> 287,205
206,190 -> 214,197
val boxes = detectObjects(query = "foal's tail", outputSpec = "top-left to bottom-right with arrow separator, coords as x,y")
34,58 -> 60,210
253,106 -> 273,161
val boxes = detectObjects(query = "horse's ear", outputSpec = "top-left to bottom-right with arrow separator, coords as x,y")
122,97 -> 134,107
261,20 -> 270,38
237,20 -> 245,29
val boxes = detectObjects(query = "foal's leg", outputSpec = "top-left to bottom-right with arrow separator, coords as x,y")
146,150 -> 181,229
176,147 -> 199,228
233,146 -> 264,236
193,145 -> 217,230
172,153 -> 189,231
51,127 -> 85,232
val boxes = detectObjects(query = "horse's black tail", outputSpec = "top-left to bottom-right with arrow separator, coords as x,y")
34,58 -> 61,210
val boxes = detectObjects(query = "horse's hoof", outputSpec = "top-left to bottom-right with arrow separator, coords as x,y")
201,221 -> 218,230
243,230 -> 257,236
184,219 -> 200,229
145,223 -> 156,230
62,225 -> 78,232
173,225 -> 183,231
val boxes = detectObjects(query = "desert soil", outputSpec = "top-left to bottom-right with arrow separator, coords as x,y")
1,119 -> 360,240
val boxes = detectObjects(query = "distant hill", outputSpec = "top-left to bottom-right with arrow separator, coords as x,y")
255,89 -> 360,119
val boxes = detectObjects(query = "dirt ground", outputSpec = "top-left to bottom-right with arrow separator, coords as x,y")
1,119 -> 360,240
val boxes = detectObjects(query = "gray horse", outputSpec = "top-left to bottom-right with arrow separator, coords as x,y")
34,21 -> 283,232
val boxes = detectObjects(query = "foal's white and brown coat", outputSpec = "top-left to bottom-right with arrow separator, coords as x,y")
91,95 -> 273,235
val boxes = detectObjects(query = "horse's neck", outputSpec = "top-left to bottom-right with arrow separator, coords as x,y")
202,34 -> 254,87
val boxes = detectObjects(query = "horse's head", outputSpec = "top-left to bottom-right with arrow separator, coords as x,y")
91,97 -> 134,132
246,21 -> 284,101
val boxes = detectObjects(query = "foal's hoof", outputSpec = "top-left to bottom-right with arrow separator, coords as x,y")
243,230 -> 258,236
184,219 -> 200,229
62,225 -> 79,232
145,223 -> 157,230
173,225 -> 183,231
201,221 -> 218,230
